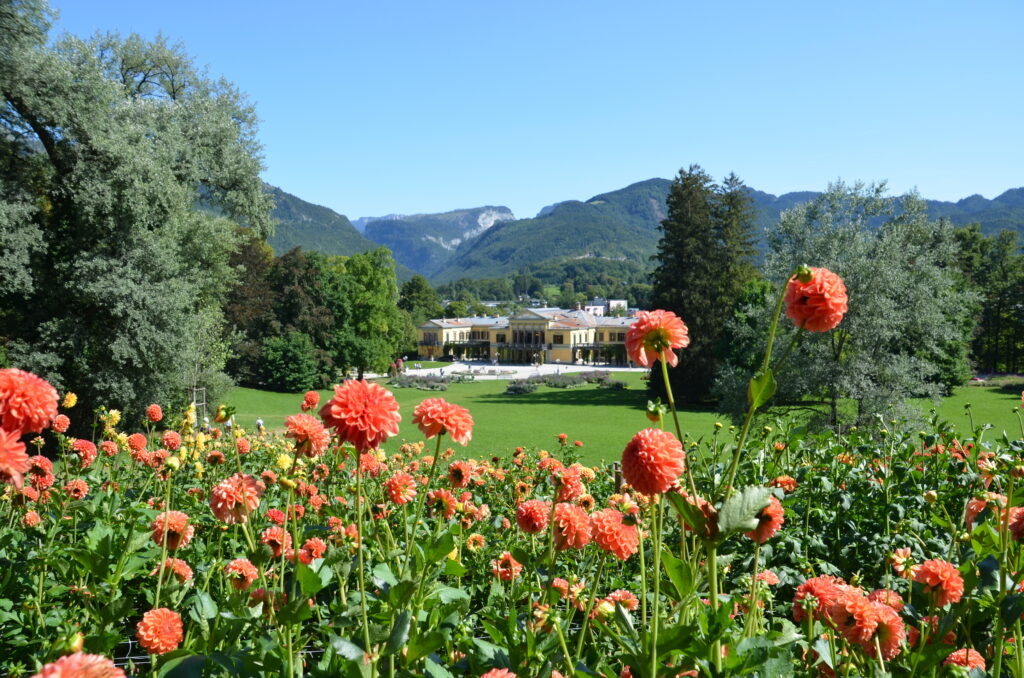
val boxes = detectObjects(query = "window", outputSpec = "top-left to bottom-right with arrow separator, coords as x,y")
598,332 -> 604,341
553,334 -> 564,345
617,332 -> 626,342
496,333 -> 506,343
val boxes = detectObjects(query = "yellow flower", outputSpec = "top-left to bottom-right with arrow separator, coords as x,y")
195,432 -> 207,452
186,403 -> 197,426
105,409 -> 121,427
115,432 -> 129,449
62,392 -> 77,409
276,453 -> 294,472
447,548 -> 459,561
194,462 -> 204,479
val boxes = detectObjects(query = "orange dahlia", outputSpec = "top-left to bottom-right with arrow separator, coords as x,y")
867,588 -> 904,611
784,267 -> 847,332
552,502 -> 591,550
301,390 -> 320,412
296,537 -> 328,565
412,397 -> 474,446
209,473 -> 263,524
480,670 -> 517,678
52,414 -> 70,433
161,431 -> 181,451
31,651 -> 126,678
151,511 -> 194,550
621,428 -> 686,496
23,510 -> 41,528
0,368 -> 58,434
606,589 -> 640,611
127,433 -> 147,453
1010,507 -> 1024,541
27,454 -> 54,490
944,648 -> 985,671
151,557 -> 193,584
590,508 -> 639,560
285,413 -> 330,457
745,495 -> 784,544
830,588 -> 877,646
384,471 -> 417,505
792,575 -> 847,623
491,551 -> 523,581
136,607 -> 183,655
862,603 -> 905,660
146,404 -> 163,423
448,459 -> 474,487
553,467 -> 585,502
64,478 -> 88,500
260,526 -> 293,558
71,439 -> 97,469
320,380 -> 400,452
427,488 -> 457,519
0,427 -> 30,488
913,559 -> 964,607
225,558 -> 259,591
625,310 -> 690,368
770,475 -> 797,493
516,499 -> 551,533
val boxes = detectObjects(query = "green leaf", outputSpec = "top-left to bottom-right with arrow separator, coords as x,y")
424,657 -> 456,678
295,563 -> 328,597
192,591 -> 218,620
372,563 -> 398,592
436,586 -> 470,605
407,630 -> 446,663
442,558 -> 468,576
747,368 -> 777,410
158,654 -> 208,678
812,637 -> 833,669
424,531 -> 455,564
661,548 -> 694,601
276,597 -> 313,625
717,486 -> 771,537
666,492 -> 707,538
330,635 -> 367,662
383,610 -> 411,656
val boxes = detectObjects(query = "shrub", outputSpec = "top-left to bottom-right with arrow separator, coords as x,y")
599,378 -> 627,390
543,373 -> 585,389
579,370 -> 611,383
504,379 -> 538,395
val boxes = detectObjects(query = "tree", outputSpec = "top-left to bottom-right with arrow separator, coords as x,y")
953,225 -> 1024,373
649,166 -> 759,402
398,275 -> 443,325
0,4 -> 272,421
714,182 -> 978,426
260,332 -> 320,392
331,248 -> 407,378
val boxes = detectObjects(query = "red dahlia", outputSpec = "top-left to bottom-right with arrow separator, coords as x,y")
319,380 -> 401,452
621,428 -> 686,496
784,267 -> 848,332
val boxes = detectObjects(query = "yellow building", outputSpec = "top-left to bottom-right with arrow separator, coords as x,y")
416,308 -> 636,365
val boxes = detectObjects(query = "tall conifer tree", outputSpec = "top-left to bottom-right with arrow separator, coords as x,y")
650,166 -> 758,402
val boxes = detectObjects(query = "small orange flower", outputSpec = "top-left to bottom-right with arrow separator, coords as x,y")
151,557 -> 193,584
413,397 -> 474,446
385,471 -> 417,505
319,380 -> 401,453
209,473 -> 263,524
301,390 -> 320,412
770,475 -> 797,493
491,551 -> 522,581
260,526 -> 292,558
146,404 -> 163,423
944,648 -> 985,671
621,428 -> 685,496
30,652 -> 126,678
552,502 -> 591,550
625,310 -> 690,367
285,413 -> 330,457
136,608 -> 183,655
784,267 -> 847,332
515,499 -> 551,534
225,558 -> 259,591
913,559 -> 964,607
151,511 -> 194,550
745,495 -> 784,544
590,508 -> 639,560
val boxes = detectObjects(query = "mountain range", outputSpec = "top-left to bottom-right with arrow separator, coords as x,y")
263,180 -> 1024,284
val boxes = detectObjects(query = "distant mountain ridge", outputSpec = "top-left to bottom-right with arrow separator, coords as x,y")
265,180 -> 1024,285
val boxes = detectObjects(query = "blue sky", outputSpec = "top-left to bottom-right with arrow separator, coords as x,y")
52,1 -> 1023,220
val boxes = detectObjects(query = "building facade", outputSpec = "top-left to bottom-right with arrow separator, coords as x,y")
417,308 -> 637,365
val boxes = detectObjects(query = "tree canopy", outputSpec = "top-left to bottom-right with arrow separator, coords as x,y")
0,1 -> 273,420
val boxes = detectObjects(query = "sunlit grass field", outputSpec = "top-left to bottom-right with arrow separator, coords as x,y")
224,374 -> 1023,466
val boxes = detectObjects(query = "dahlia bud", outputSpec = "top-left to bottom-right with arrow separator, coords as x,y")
795,265 -> 813,283
1012,465 -> 1024,479
69,631 -> 84,653
164,456 -> 181,471
958,532 -> 971,543
714,422 -> 723,431
280,477 -> 298,490
848,426 -> 858,432
924,490 -> 937,504
593,599 -> 616,620
761,426 -> 772,436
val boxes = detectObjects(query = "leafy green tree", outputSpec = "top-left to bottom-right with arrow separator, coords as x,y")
398,274 -> 443,325
650,166 -> 758,402
260,332 -> 320,392
332,248 -> 407,378
953,225 -> 1024,372
715,182 -> 978,425
0,4 -> 272,420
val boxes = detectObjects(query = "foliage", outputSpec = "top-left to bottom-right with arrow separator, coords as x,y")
953,225 -> 1024,373
398,275 -> 444,327
716,182 -> 980,426
260,331 -> 322,392
651,166 -> 760,403
0,5 -> 272,423
504,379 -> 538,395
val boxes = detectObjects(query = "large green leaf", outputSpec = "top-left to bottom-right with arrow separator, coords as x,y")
717,486 -> 771,537
383,610 -> 411,656
747,368 -> 777,410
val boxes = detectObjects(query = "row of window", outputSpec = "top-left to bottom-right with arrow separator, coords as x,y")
420,330 -> 628,345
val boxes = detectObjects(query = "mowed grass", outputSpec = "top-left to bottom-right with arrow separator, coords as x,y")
224,377 -> 1024,466
225,373 -> 723,466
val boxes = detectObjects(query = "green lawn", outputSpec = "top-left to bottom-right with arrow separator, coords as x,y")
223,377 -> 1024,466
225,373 -> 724,466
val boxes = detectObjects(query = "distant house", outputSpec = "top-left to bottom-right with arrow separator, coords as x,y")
584,298 -> 628,316
416,308 -> 637,365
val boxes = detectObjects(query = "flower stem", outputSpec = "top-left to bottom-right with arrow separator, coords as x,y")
649,495 -> 663,678
402,435 -> 445,577
659,354 -> 697,496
